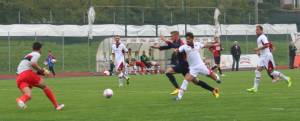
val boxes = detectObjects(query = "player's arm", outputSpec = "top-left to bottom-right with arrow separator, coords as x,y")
30,62 -> 43,72
254,36 -> 269,51
112,53 -> 115,64
204,43 -> 219,48
208,47 -> 215,52
271,46 -> 275,53
127,52 -> 131,63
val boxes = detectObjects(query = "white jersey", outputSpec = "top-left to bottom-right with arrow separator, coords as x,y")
179,42 -> 205,67
257,34 -> 271,56
17,52 -> 41,74
112,43 -> 128,62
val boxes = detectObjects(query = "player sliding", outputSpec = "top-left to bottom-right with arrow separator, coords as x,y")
247,25 -> 291,92
15,42 -> 64,110
173,32 -> 221,100
111,35 -> 131,87
257,41 -> 279,82
147,49 -> 161,74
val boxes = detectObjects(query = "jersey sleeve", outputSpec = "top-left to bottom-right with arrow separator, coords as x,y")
269,42 -> 273,48
122,44 -> 128,52
261,35 -> 269,44
31,53 -> 41,63
178,45 -> 184,53
111,45 -> 115,53
52,55 -> 56,59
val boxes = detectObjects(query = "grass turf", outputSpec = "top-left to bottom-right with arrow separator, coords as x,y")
0,69 -> 299,120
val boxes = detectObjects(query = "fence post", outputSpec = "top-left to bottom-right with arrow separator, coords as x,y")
62,31 -> 64,70
246,30 -> 248,53
19,11 -> 20,23
8,32 -> 10,72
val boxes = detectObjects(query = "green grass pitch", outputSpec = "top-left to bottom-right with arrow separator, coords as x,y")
0,69 -> 299,121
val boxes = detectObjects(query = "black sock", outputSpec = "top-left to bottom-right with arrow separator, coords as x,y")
218,68 -> 222,75
197,80 -> 214,91
211,66 -> 217,70
267,71 -> 274,79
166,73 -> 179,89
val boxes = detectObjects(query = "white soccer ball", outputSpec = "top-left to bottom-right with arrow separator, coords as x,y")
44,62 -> 48,66
104,71 -> 110,76
51,59 -> 56,63
103,89 -> 113,98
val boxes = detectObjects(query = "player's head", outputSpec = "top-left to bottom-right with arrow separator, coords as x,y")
135,50 -> 138,55
234,41 -> 237,46
128,48 -> 132,53
32,42 -> 42,53
103,52 -> 106,56
256,25 -> 263,36
170,31 -> 179,42
115,35 -> 120,43
291,41 -> 294,45
48,51 -> 52,55
185,32 -> 194,45
214,36 -> 219,42
142,50 -> 146,55
149,48 -> 152,53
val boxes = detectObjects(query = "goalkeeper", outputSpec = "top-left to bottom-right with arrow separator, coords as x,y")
15,42 -> 65,110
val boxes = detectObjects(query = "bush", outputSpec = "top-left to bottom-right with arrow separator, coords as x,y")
284,4 -> 294,10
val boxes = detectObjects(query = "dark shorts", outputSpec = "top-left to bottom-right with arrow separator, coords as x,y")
171,61 -> 189,76
214,57 -> 220,64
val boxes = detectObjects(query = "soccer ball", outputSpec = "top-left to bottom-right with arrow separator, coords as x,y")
103,89 -> 113,98
51,59 -> 56,63
104,71 -> 110,76
44,62 -> 48,66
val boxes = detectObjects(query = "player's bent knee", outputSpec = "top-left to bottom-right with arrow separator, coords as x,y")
165,68 -> 176,74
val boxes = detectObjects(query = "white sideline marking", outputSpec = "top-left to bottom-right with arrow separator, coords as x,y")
1,89 -> 300,95
269,108 -> 284,110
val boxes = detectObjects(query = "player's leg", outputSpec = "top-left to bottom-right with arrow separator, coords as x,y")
16,86 -> 31,109
36,79 -> 64,110
165,67 -> 180,94
116,62 -> 130,86
124,63 -> 128,75
211,57 -> 218,70
173,73 -> 193,100
127,63 -> 132,75
268,59 -> 291,87
50,66 -> 56,77
150,62 -> 155,74
155,62 -> 161,74
267,71 -> 277,82
132,62 -> 138,75
196,66 -> 220,98
247,66 -> 263,92
216,57 -> 224,76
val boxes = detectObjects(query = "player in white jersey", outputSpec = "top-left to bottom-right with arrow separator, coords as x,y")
15,42 -> 64,110
147,48 -> 161,74
111,35 -> 131,87
247,25 -> 291,92
173,32 -> 221,100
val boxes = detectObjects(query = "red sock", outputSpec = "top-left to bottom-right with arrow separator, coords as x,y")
44,88 -> 58,107
20,94 -> 30,103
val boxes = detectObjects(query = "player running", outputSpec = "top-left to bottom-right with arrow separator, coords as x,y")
209,36 -> 225,76
111,35 -> 131,87
147,49 -> 161,74
173,32 -> 220,100
257,42 -> 279,82
247,25 -> 291,92
15,42 -> 65,110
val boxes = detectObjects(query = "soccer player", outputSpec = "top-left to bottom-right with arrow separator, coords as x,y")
147,49 -> 161,74
257,42 -> 279,82
173,32 -> 220,100
16,42 -> 64,110
209,36 -> 225,76
111,35 -> 131,87
132,50 -> 148,75
247,25 -> 291,92
44,51 -> 56,77
140,50 -> 151,74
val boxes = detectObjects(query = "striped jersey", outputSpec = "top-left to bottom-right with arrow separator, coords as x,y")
179,42 -> 205,67
17,52 -> 41,74
209,42 -> 222,57
112,43 -> 128,62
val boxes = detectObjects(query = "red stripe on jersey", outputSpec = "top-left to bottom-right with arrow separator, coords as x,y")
27,55 -> 33,58
207,66 -> 214,74
180,39 -> 187,61
269,42 -> 273,52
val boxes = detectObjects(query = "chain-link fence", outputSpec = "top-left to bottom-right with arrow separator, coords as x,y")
0,29 -> 292,74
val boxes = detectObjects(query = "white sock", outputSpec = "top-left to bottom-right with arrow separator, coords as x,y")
122,72 -> 128,80
253,70 -> 261,89
128,67 -> 131,74
118,73 -> 123,85
157,66 -> 160,72
178,79 -> 189,99
151,66 -> 154,72
215,74 -> 220,81
125,64 -> 128,74
134,66 -> 137,73
271,71 -> 288,80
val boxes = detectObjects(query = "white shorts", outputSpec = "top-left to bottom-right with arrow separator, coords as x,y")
114,61 -> 124,72
258,55 -> 275,71
150,61 -> 157,65
189,65 -> 213,78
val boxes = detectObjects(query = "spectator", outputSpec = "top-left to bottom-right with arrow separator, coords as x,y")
289,41 -> 297,69
231,41 -> 241,71
101,52 -> 109,61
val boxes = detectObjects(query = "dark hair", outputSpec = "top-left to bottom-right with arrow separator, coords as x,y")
128,48 -> 131,50
33,42 -> 42,50
257,25 -> 263,30
115,35 -> 119,37
49,51 -> 51,52
185,32 -> 194,39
